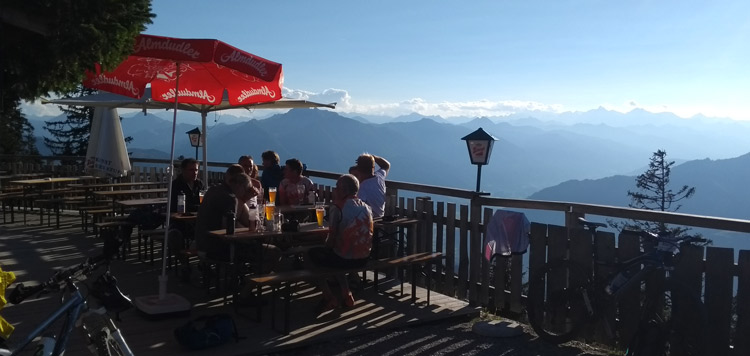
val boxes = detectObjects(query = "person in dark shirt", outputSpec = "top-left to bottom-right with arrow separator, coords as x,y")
171,158 -> 205,213
260,150 -> 283,201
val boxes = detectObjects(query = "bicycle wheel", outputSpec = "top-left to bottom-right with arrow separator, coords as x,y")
625,279 -> 707,356
527,260 -> 594,344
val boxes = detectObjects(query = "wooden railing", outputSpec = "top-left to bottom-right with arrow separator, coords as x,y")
3,155 -> 749,353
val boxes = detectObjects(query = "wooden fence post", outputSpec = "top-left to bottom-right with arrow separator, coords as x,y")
468,194 -> 482,306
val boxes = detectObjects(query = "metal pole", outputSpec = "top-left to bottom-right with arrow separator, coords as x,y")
195,145 -> 198,160
475,164 -> 482,192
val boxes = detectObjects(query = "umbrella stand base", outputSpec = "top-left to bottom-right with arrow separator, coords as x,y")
134,293 -> 191,320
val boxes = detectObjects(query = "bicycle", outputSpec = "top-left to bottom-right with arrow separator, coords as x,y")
0,252 -> 134,356
526,217 -> 707,355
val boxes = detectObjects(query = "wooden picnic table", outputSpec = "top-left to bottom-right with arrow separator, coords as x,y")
93,188 -> 167,198
9,177 -> 81,186
69,181 -> 166,205
9,177 -> 84,224
209,222 -> 329,264
95,188 -> 167,212
115,197 -> 168,214
68,181 -> 165,189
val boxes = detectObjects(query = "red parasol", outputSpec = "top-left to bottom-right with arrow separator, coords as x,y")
82,34 -> 284,314
84,34 -> 283,106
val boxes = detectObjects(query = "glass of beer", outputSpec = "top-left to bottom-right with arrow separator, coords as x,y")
265,202 -> 275,222
315,206 -> 325,228
199,190 -> 205,204
268,187 -> 277,204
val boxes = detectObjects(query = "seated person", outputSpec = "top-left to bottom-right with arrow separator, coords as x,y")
260,150 -> 284,202
352,153 -> 390,218
238,155 -> 264,209
171,158 -> 205,213
194,169 -> 280,273
278,158 -> 314,206
307,174 -> 373,312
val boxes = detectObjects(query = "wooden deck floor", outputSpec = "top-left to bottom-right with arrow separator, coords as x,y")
0,212 -> 477,355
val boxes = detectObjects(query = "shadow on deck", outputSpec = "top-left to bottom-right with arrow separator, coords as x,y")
0,213 -> 478,355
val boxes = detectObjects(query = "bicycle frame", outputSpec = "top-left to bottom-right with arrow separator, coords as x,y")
607,252 -> 664,301
5,282 -> 86,356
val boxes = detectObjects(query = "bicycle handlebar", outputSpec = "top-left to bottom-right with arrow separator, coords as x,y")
635,230 -> 707,244
578,217 -> 607,230
8,254 -> 108,305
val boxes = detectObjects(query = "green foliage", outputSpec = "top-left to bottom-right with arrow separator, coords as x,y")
44,86 -> 134,159
1,1 -> 155,100
44,86 -> 97,157
0,92 -> 39,155
610,150 -> 696,235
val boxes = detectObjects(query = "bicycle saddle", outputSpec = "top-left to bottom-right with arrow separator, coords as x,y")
90,271 -> 132,314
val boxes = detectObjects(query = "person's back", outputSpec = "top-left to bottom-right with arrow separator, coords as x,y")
354,154 -> 390,218
330,197 -> 373,260
194,183 -> 235,255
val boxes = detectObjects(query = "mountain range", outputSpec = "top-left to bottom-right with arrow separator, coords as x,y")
26,107 -> 750,195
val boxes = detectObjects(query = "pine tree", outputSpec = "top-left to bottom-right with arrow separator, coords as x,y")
0,93 -> 39,156
612,150 -> 696,235
44,87 -> 96,158
44,86 -> 134,162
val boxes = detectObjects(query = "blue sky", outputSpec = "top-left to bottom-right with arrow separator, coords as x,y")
25,1 -> 750,120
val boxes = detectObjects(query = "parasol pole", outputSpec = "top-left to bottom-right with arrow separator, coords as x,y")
202,111 -> 208,185
134,62 -> 191,317
158,61 -> 181,299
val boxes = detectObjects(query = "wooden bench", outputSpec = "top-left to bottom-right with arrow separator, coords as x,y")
36,198 -> 65,228
78,206 -> 113,232
139,228 -> 167,264
245,251 -> 444,334
0,192 -> 23,224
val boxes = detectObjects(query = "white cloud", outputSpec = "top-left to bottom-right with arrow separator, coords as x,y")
282,87 -> 351,107
280,87 -> 568,119
21,88 -> 749,122
20,100 -> 63,117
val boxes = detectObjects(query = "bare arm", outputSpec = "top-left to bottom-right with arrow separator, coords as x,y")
236,201 -> 252,228
373,155 -> 390,174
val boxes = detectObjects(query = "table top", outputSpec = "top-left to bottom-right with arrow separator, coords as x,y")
68,182 -> 165,189
170,212 -> 198,221
116,197 -> 168,207
9,177 -> 81,185
274,204 -> 327,213
209,222 -> 329,242
93,188 -> 167,196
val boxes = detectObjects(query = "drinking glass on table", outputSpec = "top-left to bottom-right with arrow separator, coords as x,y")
199,190 -> 205,204
264,202 -> 275,222
315,206 -> 325,228
268,187 -> 277,204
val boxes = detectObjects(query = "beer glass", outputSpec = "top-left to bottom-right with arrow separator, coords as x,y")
315,206 -> 325,228
265,202 -> 275,221
268,187 -> 277,204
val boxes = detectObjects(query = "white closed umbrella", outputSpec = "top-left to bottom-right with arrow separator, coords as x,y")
86,107 -> 131,177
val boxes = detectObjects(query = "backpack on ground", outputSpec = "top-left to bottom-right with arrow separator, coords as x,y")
173,313 -> 242,350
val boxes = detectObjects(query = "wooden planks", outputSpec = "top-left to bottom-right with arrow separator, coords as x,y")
705,247 -> 733,356
0,215 -> 476,356
736,250 -> 750,356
